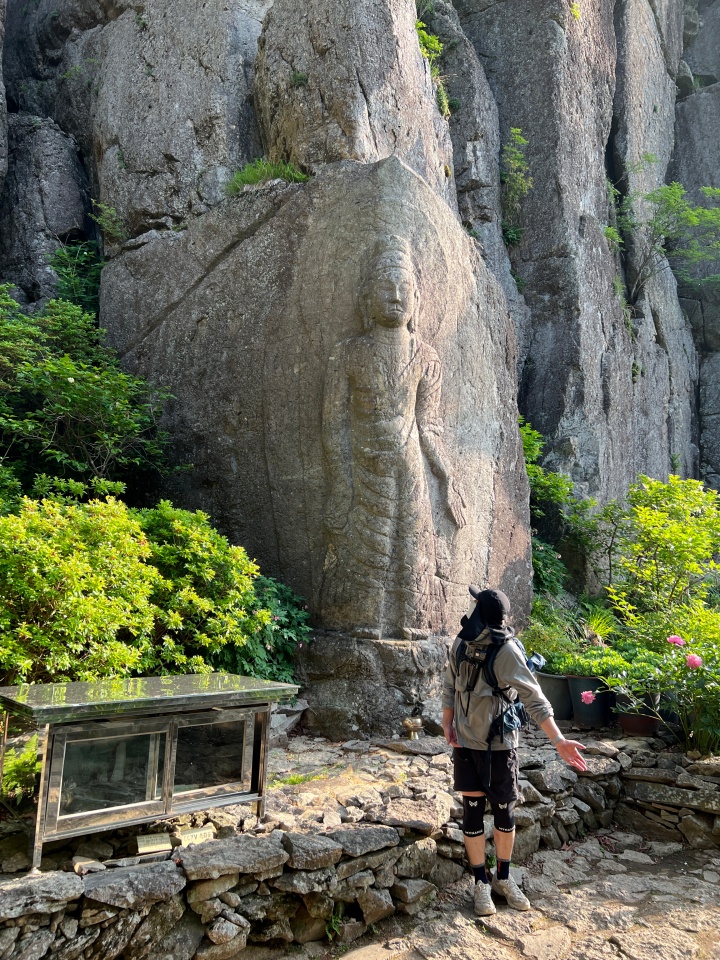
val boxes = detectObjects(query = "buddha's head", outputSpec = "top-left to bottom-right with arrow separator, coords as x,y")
361,237 -> 418,332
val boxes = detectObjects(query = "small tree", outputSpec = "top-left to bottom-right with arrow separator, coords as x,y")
612,181 -> 720,303
500,129 -> 533,247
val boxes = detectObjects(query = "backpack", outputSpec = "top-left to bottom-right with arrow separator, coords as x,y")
455,629 -> 546,779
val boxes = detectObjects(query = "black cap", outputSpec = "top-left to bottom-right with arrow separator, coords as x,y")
468,587 -> 511,626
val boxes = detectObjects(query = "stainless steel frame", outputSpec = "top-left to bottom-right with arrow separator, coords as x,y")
0,674 -> 296,870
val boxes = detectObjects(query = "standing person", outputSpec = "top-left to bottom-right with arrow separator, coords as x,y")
442,586 -> 587,916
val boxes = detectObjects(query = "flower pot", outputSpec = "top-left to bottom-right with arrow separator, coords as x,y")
537,672 -> 573,721
617,712 -> 661,736
614,691 -> 661,735
566,676 -> 614,729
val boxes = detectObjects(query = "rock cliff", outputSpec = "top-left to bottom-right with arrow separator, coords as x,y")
1,0 -> 719,719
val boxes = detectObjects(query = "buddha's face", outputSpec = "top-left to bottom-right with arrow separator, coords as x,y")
367,264 -> 415,329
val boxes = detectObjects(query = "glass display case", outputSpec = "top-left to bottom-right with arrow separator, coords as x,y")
0,674 -> 297,869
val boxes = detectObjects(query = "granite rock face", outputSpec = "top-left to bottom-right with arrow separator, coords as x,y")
254,0 -> 454,207
456,0 -> 697,500
4,0 -> 269,238
0,113 -> 88,302
684,0 -> 720,84
101,156 -> 531,640
669,77 -> 720,487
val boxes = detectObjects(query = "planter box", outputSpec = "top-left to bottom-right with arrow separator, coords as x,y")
537,672 -> 573,721
566,676 -> 614,728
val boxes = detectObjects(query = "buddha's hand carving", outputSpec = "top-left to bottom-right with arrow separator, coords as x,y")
443,476 -> 467,529
325,488 -> 351,534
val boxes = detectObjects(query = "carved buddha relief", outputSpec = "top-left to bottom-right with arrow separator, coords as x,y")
320,236 -> 466,640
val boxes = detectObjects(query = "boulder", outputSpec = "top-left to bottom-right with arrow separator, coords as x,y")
357,887 -> 395,925
679,812 -> 720,848
326,824 -> 400,858
0,114 -> 88,302
281,833 -> 343,870
624,780 -> 720,815
123,895 -> 185,959
0,871 -> 83,921
177,836 -> 288,881
381,795 -> 452,835
83,861 -> 186,909
254,0 -> 454,206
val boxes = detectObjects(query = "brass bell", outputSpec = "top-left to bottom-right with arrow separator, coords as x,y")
402,717 -> 423,740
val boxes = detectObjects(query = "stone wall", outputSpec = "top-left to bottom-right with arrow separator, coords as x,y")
1,731 -> 717,960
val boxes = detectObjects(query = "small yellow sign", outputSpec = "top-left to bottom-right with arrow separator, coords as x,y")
136,833 -> 173,854
178,825 -> 216,846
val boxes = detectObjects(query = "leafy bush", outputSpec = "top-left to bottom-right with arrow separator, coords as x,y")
589,474 -> 720,620
500,128 -> 533,248
226,159 -> 309,194
531,536 -> 567,596
1,736 -> 41,804
610,178 -> 720,303
49,241 -> 103,315
519,416 -> 592,596
415,19 -> 450,119
0,288 -> 169,489
0,495 -> 309,686
90,200 -> 128,244
210,576 -> 311,683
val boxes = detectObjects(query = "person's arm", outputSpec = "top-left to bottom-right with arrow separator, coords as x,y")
441,640 -> 459,747
495,643 -> 587,771
442,706 -> 459,747
538,715 -> 587,771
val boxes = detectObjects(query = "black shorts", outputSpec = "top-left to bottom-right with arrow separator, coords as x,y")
453,747 -> 519,805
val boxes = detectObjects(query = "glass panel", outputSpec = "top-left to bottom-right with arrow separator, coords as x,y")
173,720 -> 246,795
59,732 -> 165,817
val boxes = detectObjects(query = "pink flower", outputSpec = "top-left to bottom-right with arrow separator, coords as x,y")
580,691 -> 596,704
667,635 -> 686,646
686,654 -> 703,669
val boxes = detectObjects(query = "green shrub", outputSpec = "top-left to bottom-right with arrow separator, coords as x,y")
210,576 -> 311,683
49,241 -> 103,315
0,494 -> 308,686
500,128 -> 533,248
610,177 -> 720,303
531,536 -> 567,596
1,736 -> 41,804
226,159 -> 309,194
415,19 -> 450,120
590,474 -> 720,619
0,289 -> 169,490
0,495 -> 160,684
90,200 -> 128,244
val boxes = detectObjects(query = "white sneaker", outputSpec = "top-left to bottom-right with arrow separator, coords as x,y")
491,875 -> 531,911
473,881 -> 496,916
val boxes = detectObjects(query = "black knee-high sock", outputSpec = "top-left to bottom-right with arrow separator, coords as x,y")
472,864 -> 489,884
496,859 -> 510,880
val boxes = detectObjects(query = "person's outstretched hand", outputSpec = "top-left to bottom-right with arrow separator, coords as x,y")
557,738 -> 587,771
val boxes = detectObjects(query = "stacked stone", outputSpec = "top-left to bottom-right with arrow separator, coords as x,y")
616,753 -> 720,849
0,827 -> 446,960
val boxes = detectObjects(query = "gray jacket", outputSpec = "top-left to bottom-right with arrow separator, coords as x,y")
442,629 -> 553,751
